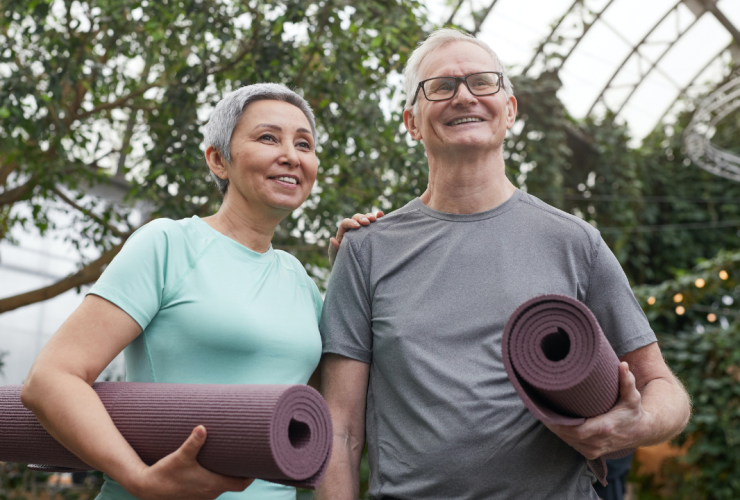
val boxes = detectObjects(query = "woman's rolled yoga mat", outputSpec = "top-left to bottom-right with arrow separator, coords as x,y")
0,383 -> 332,490
501,294 -> 634,486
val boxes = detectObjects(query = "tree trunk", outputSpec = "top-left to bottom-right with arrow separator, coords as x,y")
0,240 -> 127,313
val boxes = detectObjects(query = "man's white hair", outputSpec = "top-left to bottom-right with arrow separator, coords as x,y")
403,28 -> 514,115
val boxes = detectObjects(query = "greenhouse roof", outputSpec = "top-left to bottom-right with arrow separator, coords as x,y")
426,0 -> 740,140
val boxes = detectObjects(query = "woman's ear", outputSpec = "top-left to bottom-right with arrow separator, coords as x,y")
205,145 -> 229,180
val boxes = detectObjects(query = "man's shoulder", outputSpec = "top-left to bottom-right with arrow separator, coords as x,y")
342,199 -> 423,248
516,192 -> 601,246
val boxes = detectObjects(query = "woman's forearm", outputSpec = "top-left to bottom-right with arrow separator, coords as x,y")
21,370 -> 148,494
21,295 -> 149,495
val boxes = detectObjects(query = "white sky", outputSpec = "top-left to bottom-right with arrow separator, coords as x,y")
423,0 -> 740,140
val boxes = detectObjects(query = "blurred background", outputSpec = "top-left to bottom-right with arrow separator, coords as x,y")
1,0 -> 739,498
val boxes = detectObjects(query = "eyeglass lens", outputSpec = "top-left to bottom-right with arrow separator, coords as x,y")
424,73 -> 500,100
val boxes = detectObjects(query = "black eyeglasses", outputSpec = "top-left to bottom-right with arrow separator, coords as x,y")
412,72 -> 503,105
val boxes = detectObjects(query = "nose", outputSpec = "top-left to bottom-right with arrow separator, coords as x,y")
450,80 -> 478,106
280,143 -> 300,168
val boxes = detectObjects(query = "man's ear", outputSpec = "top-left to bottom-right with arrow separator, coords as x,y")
205,145 -> 229,181
505,95 -> 518,129
403,108 -> 423,141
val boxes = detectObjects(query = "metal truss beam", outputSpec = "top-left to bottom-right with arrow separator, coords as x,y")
587,0 -> 698,117
523,0 -> 615,77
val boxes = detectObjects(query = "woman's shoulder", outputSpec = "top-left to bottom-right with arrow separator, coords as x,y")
126,217 -> 216,262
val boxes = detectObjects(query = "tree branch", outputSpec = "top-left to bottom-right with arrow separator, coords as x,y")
0,239 -> 128,314
294,1 -> 334,89
0,177 -> 36,207
445,0 -> 466,26
471,0 -> 500,36
73,82 -> 161,122
0,161 -> 18,186
52,186 -> 125,237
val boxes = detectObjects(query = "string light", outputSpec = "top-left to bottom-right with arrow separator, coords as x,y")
719,270 -> 729,280
673,293 -> 684,303
695,278 -> 705,288
676,306 -> 685,315
707,313 -> 717,322
647,296 -> 656,305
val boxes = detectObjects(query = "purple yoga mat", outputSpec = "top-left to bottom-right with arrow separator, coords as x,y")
502,294 -> 634,486
0,383 -> 332,490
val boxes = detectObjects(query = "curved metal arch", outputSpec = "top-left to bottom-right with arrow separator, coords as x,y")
587,0 -> 699,117
522,0 -> 616,78
684,75 -> 740,181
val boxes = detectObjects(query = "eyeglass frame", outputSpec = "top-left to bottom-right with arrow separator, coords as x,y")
411,71 -> 504,106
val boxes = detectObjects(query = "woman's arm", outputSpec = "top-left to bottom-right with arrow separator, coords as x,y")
21,295 -> 253,500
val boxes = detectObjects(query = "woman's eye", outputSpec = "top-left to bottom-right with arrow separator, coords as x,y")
260,134 -> 277,142
297,141 -> 312,150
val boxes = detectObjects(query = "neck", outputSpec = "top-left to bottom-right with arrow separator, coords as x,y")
420,145 -> 516,214
202,191 -> 283,254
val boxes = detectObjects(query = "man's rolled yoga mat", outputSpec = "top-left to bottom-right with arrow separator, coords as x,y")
0,383 -> 332,490
501,294 -> 634,486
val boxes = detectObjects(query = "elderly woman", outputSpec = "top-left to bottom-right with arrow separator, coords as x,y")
21,83 -> 374,500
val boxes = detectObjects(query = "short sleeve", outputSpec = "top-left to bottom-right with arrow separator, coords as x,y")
309,278 -> 323,323
585,238 -> 657,357
319,236 -> 373,363
87,221 -> 169,331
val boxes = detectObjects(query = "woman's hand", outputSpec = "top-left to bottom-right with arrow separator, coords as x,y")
129,425 -> 254,500
328,212 -> 384,267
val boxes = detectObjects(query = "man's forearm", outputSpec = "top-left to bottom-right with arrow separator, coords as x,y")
315,432 -> 363,500
635,373 -> 691,447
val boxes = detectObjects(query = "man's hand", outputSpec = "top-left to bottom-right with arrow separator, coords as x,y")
545,362 -> 651,460
128,426 -> 254,500
328,211 -> 384,267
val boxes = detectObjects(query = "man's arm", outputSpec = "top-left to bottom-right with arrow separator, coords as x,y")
547,342 -> 691,459
315,354 -> 370,500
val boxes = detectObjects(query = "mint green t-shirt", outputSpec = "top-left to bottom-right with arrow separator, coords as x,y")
88,216 -> 323,500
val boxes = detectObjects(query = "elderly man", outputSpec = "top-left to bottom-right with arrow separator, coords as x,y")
317,29 -> 690,500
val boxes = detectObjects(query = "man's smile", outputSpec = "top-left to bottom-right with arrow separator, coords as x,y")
447,116 -> 485,126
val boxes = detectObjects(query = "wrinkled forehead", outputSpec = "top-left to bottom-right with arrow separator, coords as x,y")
418,41 -> 499,80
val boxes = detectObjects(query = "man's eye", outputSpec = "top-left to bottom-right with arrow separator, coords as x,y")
431,81 -> 454,92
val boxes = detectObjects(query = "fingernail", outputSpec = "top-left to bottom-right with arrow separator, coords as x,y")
362,218 -> 369,222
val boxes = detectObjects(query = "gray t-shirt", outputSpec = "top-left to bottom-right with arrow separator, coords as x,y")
320,190 -> 656,500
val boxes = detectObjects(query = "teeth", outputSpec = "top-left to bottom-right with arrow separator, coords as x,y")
276,176 -> 297,184
451,117 -> 483,125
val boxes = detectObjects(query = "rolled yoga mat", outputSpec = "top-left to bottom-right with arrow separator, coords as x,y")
0,383 -> 332,490
501,294 -> 634,486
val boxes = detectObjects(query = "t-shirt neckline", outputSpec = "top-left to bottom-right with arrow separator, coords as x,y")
411,189 -> 523,222
191,215 -> 275,262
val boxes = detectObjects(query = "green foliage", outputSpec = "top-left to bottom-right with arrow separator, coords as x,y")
511,71 -> 740,285
0,463 -> 48,499
0,0 -> 427,301
633,250 -> 740,498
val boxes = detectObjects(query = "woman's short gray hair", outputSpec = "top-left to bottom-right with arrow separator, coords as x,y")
403,28 -> 514,115
203,83 -> 317,195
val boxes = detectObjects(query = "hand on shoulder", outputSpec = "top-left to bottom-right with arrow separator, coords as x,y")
328,211 -> 384,267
